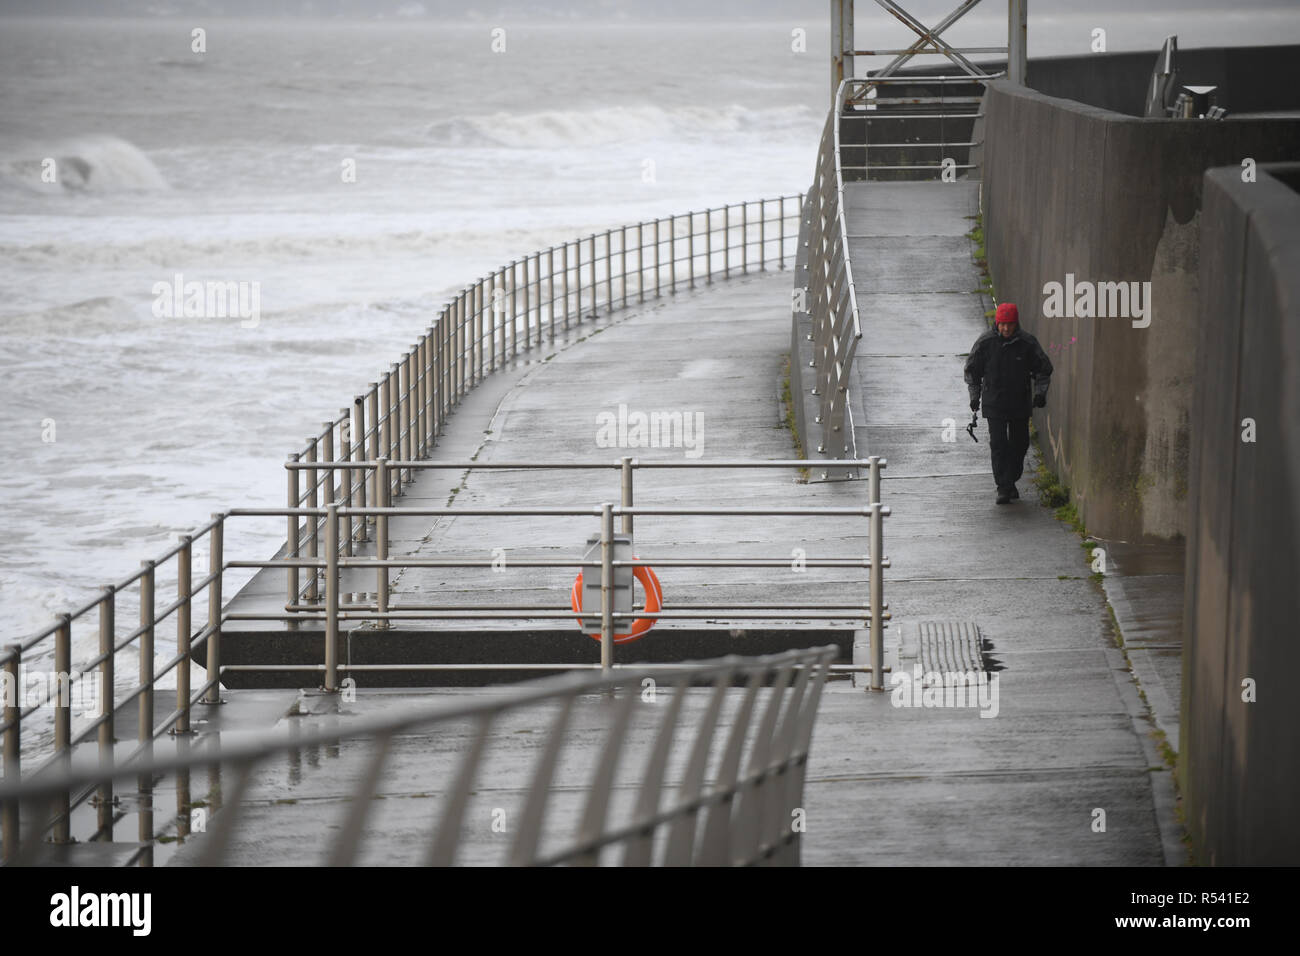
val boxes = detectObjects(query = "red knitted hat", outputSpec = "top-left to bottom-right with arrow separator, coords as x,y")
995,303 -> 1019,325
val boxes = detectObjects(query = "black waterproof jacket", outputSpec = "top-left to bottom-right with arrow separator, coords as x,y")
964,327 -> 1053,419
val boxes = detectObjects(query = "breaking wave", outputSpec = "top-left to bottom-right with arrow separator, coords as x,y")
0,135 -> 169,193
425,102 -> 818,149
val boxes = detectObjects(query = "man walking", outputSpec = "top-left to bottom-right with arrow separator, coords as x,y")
964,303 -> 1053,505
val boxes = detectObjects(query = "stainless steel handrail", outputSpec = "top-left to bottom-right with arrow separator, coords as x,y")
284,196 -> 804,597
2,646 -> 837,867
838,74 -> 1005,179
248,455 -> 891,688
800,92 -> 863,471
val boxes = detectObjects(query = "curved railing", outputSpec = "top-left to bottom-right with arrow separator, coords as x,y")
799,82 -> 863,464
2,646 -> 836,867
284,197 -> 804,613
0,195 -> 805,857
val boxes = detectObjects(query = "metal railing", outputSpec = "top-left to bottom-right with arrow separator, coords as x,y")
839,74 -> 1002,179
236,456 -> 890,684
286,196 -> 803,608
801,99 -> 863,469
832,0 -> 1026,96
0,195 -> 822,861
1,646 -> 837,866
1,517 -> 224,853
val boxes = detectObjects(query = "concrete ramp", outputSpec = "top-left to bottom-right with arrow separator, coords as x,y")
220,272 -> 875,683
795,181 -> 1177,866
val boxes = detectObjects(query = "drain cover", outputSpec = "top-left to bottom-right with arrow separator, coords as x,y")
914,621 -> 986,686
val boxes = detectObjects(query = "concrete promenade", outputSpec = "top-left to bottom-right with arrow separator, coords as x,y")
158,181 -> 1183,866
805,182 -> 1176,864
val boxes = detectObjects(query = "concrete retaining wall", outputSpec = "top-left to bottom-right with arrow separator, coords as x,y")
1028,45 -> 1300,117
1179,164 -> 1300,865
980,80 -> 1300,541
899,45 -> 1300,116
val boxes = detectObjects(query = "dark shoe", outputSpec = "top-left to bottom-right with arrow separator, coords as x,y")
996,490 -> 1011,505
1009,486 -> 1020,499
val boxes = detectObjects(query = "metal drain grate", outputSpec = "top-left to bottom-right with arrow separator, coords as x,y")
916,621 -> 986,686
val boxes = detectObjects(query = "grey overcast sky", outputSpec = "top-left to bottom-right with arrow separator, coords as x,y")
1,0 -> 1297,17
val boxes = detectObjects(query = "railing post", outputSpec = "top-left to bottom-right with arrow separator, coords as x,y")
521,255 -> 531,352
97,586 -> 115,835
205,514 -> 223,704
486,282 -> 496,373
600,502 -> 614,674
547,247 -> 556,342
306,436 -> 320,602
325,502 -> 339,692
511,260 -> 520,356
605,230 -> 613,312
444,308 -> 454,417
533,250 -> 543,345
760,198 -> 767,270
453,294 -> 463,395
562,242 -> 571,331
868,456 -> 888,692
353,398 -> 369,543
457,287 -> 467,397
339,411 -> 354,555
705,208 -> 712,284
140,560 -> 155,744
388,364 -> 402,484
621,225 -> 629,309
412,343 -> 424,460
321,419 -> 336,506
1009,0 -> 1027,86
53,613 -> 71,843
442,309 -> 452,419
653,219 -> 661,297
444,309 -> 453,415
620,456 -> 634,538
376,457 -> 390,629
414,336 -> 426,456
689,212 -> 696,289
741,201 -> 748,274
3,644 -> 21,862
286,454 -> 301,621
399,356 -> 411,484
588,234 -> 597,318
367,385 -> 380,530
780,195 -> 787,268
387,364 -> 403,486
669,216 -> 677,293
636,222 -> 644,304
379,372 -> 391,486
176,537 -> 192,734
723,204 -> 730,278
435,314 -> 447,431
473,285 -> 484,383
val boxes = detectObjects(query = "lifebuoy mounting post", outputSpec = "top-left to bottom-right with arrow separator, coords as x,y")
576,532 -> 633,633
572,531 -> 663,661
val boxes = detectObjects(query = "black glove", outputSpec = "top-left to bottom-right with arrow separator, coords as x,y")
1033,394 -> 1047,408
970,399 -> 979,412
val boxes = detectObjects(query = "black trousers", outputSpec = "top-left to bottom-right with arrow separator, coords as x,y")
986,416 -> 1030,490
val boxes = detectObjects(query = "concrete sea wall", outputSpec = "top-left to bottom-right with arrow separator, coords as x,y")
1179,163 -> 1300,865
980,80 -> 1300,541
899,45 -> 1300,117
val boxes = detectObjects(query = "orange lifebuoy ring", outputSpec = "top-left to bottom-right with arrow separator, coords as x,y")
571,563 -> 663,644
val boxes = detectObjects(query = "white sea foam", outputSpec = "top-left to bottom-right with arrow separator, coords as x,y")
0,135 -> 169,194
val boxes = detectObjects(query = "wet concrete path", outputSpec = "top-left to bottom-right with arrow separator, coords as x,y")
801,182 -> 1178,864
159,182 -> 1183,866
